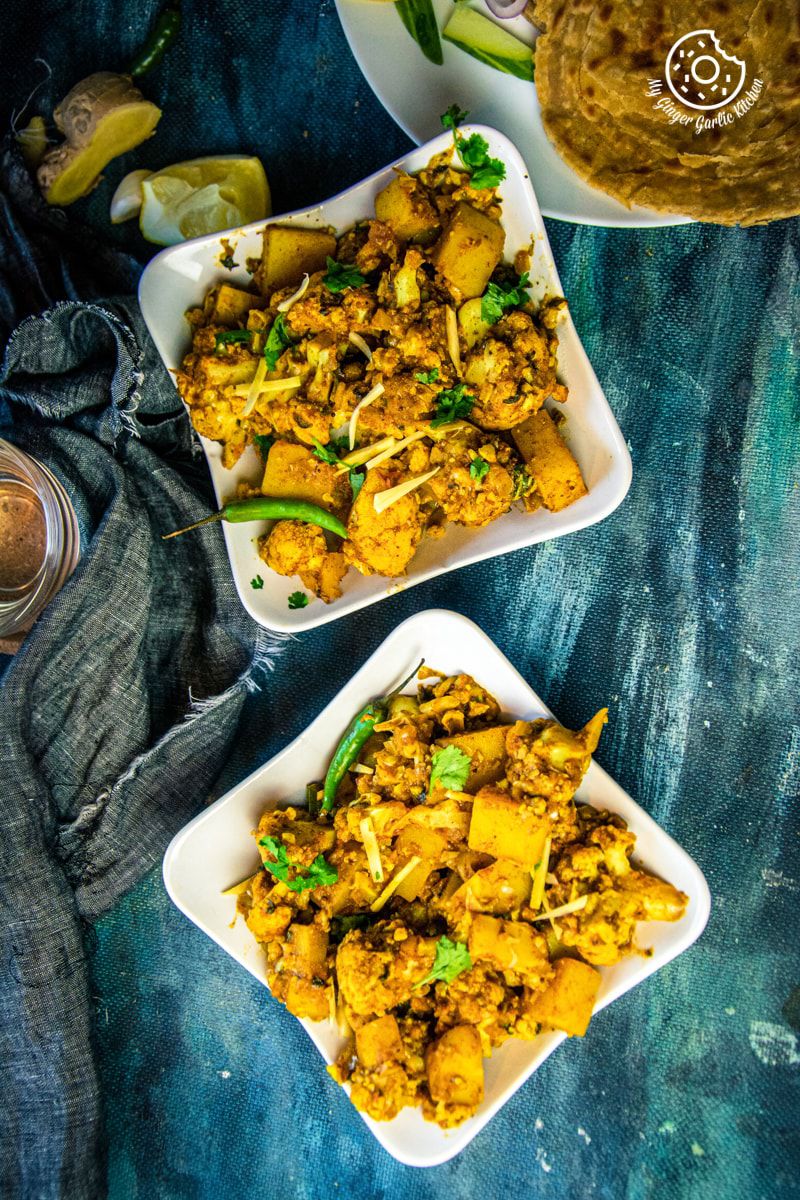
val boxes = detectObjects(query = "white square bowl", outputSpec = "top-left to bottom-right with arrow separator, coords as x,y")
163,609 -> 710,1167
139,128 -> 631,633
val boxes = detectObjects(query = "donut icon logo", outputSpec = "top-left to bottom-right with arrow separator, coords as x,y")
665,29 -> 747,111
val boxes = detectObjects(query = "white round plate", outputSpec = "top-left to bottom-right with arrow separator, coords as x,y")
335,0 -> 691,228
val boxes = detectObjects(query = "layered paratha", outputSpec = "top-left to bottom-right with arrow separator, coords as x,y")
531,0 -> 800,224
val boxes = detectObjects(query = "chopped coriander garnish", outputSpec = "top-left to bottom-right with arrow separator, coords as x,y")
251,574 -> 264,590
431,383 -> 475,428
323,257 -> 366,294
259,835 -> 337,893
264,313 -> 294,371
220,254 -> 236,271
311,437 -> 341,466
441,104 -> 469,133
415,367 -> 440,385
288,591 -> 309,610
349,468 -> 366,501
470,455 -> 490,482
440,106 -> 506,191
481,273 -> 530,325
429,743 -> 472,791
414,936 -> 472,989
214,329 -> 251,353
252,433 -> 275,461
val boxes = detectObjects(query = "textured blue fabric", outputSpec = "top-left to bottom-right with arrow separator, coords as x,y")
1,1 -> 799,1198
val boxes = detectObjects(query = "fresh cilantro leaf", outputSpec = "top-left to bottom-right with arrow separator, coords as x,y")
429,743 -> 472,792
220,254 -> 237,271
288,591 -> 309,610
259,836 -> 337,893
349,468 -> 366,501
251,575 -> 264,590
481,272 -> 530,325
214,329 -> 251,353
415,367 -> 440,385
440,111 -> 506,190
414,936 -> 472,989
264,313 -> 293,371
512,463 -> 535,500
459,132 -> 506,190
311,437 -> 341,466
330,434 -> 350,456
470,455 -> 490,482
441,104 -> 469,132
431,383 -> 475,428
252,433 -> 275,461
323,257 -> 366,294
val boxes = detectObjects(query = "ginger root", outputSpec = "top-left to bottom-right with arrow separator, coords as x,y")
37,72 -> 161,206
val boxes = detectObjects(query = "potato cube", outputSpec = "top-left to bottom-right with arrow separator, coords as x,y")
431,202 -> 504,299
259,224 -> 337,294
356,1014 -> 405,1069
204,283 -> 263,326
468,915 -> 550,979
374,174 -> 441,244
426,1026 -> 484,1108
283,976 -> 330,1022
283,923 -> 329,979
196,356 -> 257,388
436,725 -> 509,794
512,408 -> 587,513
261,440 -> 351,519
392,825 -> 448,901
524,957 -> 601,1037
468,786 -> 549,865
465,859 -> 531,914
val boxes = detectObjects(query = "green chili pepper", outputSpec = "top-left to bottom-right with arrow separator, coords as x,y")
129,3 -> 181,78
321,658 -> 425,812
162,497 -> 348,541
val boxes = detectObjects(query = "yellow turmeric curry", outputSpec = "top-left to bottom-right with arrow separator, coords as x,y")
234,666 -> 688,1128
176,142 -> 588,602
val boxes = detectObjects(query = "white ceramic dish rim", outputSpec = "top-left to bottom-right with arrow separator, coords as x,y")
139,127 -> 632,634
163,608 -> 711,1167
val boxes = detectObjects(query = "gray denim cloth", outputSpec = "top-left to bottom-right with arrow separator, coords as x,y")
0,144 -> 285,1199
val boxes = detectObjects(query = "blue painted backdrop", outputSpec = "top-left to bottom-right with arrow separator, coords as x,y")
4,1 -> 798,1196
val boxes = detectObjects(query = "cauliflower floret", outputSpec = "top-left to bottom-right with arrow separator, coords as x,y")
259,519 -> 347,603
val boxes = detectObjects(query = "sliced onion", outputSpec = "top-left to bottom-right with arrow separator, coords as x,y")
486,0 -> 529,18
276,273 -> 309,313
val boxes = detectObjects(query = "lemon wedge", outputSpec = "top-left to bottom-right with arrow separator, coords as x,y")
139,155 -> 270,245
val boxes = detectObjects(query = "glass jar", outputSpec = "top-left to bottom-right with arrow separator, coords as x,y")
0,438 -> 81,638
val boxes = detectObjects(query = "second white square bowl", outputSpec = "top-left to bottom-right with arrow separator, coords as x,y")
163,609 -> 710,1166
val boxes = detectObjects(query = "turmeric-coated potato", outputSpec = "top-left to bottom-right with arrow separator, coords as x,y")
468,785 -> 549,866
283,923 -> 329,980
431,202 -> 504,299
261,439 -> 351,520
512,408 -> 587,513
468,915 -> 551,982
374,173 -> 441,245
204,283 -> 264,326
436,725 -> 509,793
259,224 -> 337,294
356,1014 -> 405,1070
283,975 -> 330,1022
426,1025 -> 483,1108
524,957 -> 601,1037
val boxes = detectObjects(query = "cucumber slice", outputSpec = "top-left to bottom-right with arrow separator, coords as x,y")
442,5 -> 534,82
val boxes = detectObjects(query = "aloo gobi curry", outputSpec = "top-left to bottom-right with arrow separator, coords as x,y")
233,665 -> 688,1128
176,127 -> 588,602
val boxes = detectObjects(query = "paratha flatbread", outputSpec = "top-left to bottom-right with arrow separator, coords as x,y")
531,0 -> 800,224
